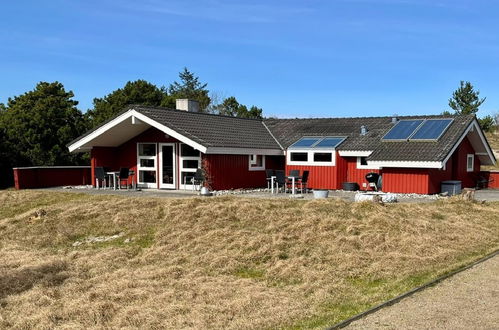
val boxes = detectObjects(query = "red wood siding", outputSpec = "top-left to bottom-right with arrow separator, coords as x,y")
480,171 -> 499,189
450,137 -> 481,188
285,153 -> 344,189
91,128 -> 179,188
345,157 -> 380,190
14,167 -> 91,189
203,154 -> 284,190
382,168 -> 430,194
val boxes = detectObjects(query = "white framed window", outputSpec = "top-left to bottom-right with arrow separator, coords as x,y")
356,156 -> 381,170
248,154 -> 265,171
467,154 -> 474,172
287,150 -> 335,166
137,143 -> 157,188
180,143 -> 201,188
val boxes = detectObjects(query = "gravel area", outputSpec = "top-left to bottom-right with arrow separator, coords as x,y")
346,254 -> 499,330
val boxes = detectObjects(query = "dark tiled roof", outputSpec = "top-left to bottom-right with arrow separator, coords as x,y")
134,106 -> 281,150
70,104 -> 476,162
264,114 -> 475,162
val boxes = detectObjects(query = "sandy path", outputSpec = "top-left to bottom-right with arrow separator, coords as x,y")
346,254 -> 499,330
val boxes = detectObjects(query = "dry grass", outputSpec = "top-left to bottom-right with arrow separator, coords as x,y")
483,131 -> 499,171
0,191 -> 498,329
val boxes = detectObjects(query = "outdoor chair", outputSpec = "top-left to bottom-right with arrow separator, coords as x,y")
265,169 -> 275,189
288,169 -> 300,178
94,167 -> 107,189
297,170 -> 309,193
275,170 -> 287,193
190,168 -> 205,191
118,167 -> 130,190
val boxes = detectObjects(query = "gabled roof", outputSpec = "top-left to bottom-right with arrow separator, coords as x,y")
69,105 -> 495,166
134,105 -> 280,150
68,105 -> 283,154
263,114 -> 477,162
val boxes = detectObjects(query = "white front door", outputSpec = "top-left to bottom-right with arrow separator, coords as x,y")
159,143 -> 176,189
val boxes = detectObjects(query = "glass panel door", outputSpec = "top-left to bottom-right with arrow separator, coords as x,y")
159,143 -> 176,189
137,143 -> 157,188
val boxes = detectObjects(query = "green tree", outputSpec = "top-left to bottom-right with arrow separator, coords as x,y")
1,82 -> 88,168
216,96 -> 263,119
448,81 -> 486,115
478,115 -> 495,133
165,68 -> 211,111
87,80 -> 167,127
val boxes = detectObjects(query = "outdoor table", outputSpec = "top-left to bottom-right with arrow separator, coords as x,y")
287,176 -> 302,196
105,170 -> 135,190
106,171 -> 119,190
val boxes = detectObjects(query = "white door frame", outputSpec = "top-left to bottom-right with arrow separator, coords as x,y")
159,143 -> 176,189
137,142 -> 158,189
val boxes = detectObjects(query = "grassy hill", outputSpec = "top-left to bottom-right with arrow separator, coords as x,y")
1,191 -> 498,329
484,130 -> 499,170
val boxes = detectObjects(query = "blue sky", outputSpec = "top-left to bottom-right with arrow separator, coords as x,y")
1,0 -> 498,118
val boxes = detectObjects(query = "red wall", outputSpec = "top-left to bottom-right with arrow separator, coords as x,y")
480,171 -> 499,189
90,127 -> 285,190
345,157 -> 380,190
382,168 -> 430,194
90,128 -> 178,187
14,167 -> 91,189
285,152 -> 345,189
203,154 -> 284,190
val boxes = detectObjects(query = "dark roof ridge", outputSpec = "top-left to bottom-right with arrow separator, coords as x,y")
129,104 -> 264,122
264,113 -> 474,121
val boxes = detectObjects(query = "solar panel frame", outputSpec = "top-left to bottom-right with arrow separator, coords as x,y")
288,136 -> 347,149
409,118 -> 454,141
382,119 -> 425,141
288,137 -> 322,148
313,137 -> 346,148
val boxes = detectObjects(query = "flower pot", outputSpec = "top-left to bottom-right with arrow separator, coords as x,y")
313,189 -> 329,199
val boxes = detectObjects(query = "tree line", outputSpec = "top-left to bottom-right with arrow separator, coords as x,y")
0,74 -> 497,188
0,68 -> 263,187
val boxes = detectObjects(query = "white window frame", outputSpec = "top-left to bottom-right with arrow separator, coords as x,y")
179,143 -> 201,189
137,143 -> 157,188
287,149 -> 336,166
467,154 -> 475,172
248,154 -> 265,171
158,143 -> 176,189
357,156 -> 381,170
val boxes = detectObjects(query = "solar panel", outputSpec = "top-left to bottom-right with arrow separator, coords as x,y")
288,136 -> 346,149
314,137 -> 345,148
382,120 -> 424,140
289,137 -> 322,148
410,119 -> 453,140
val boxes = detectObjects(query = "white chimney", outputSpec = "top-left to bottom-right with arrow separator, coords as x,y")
391,115 -> 399,124
176,99 -> 199,112
360,125 -> 368,135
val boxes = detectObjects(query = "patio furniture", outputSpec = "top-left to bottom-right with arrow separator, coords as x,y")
275,170 -> 287,193
265,169 -> 275,189
297,170 -> 309,193
118,167 -> 130,190
95,167 -> 108,189
288,169 -> 300,178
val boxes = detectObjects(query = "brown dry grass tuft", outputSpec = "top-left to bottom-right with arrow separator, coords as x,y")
0,190 -> 498,329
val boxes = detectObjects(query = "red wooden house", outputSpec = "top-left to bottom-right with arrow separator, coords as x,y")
68,100 -> 496,194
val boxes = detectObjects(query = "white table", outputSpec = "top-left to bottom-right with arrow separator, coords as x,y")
287,176 -> 297,195
106,171 -> 119,190
270,176 -> 276,194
